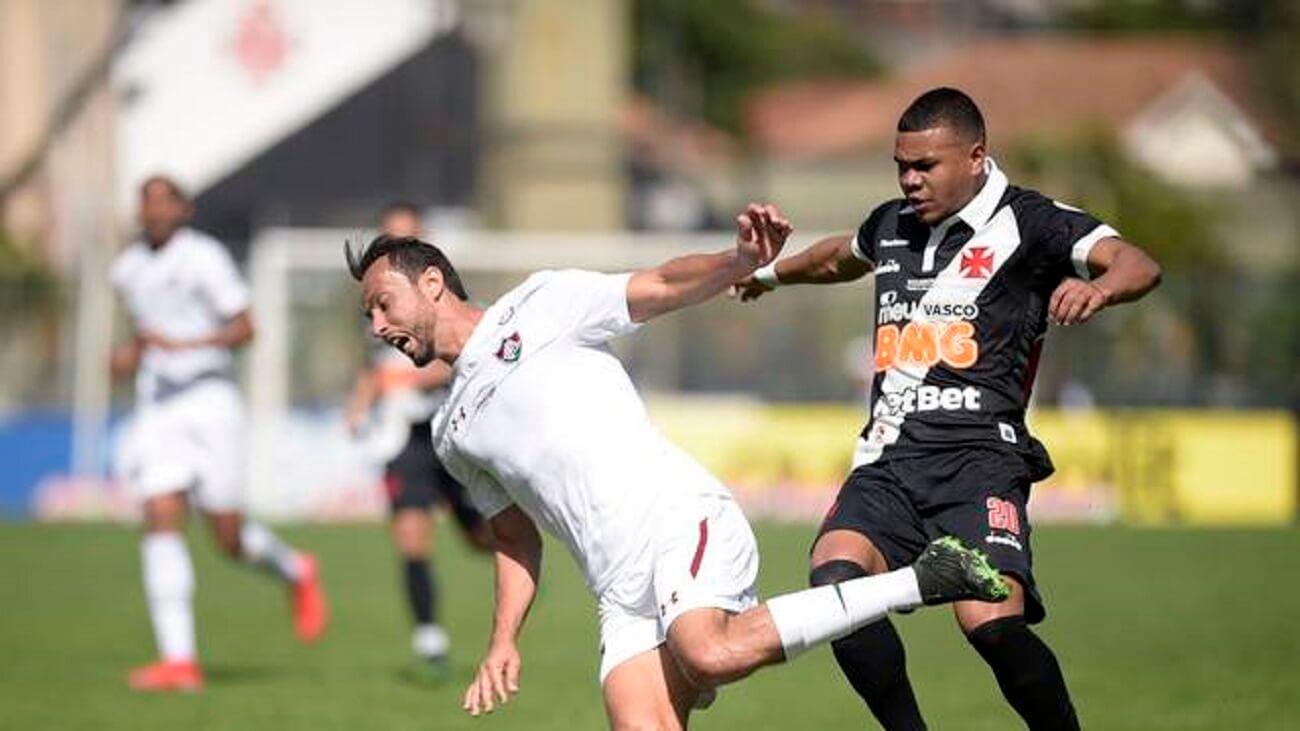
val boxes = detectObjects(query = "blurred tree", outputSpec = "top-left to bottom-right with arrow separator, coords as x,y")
1064,0 -> 1299,157
632,0 -> 880,135
0,229 -> 59,319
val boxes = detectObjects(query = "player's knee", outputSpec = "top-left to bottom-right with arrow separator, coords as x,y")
672,641 -> 734,689
809,558 -> 869,587
965,615 -> 1028,652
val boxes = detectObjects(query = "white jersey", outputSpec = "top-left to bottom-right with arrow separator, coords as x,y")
110,227 -> 250,404
431,270 -> 732,595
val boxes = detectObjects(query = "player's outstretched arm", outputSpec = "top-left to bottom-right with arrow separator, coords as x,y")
626,203 -> 792,323
464,506 -> 542,717
731,233 -> 873,302
1049,238 -> 1162,326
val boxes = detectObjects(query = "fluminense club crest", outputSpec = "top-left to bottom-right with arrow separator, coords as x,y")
495,332 -> 522,362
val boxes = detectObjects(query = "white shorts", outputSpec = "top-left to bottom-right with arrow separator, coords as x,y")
116,379 -> 246,512
596,494 -> 760,684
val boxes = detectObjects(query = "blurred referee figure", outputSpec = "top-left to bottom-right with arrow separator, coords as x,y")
345,202 -> 491,667
110,175 -> 328,692
735,88 -> 1162,729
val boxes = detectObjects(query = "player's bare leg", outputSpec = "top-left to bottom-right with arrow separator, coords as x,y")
956,576 -> 1080,729
131,491 -> 203,692
811,529 -> 927,730
203,510 -> 328,643
602,646 -> 696,731
663,538 -> 1008,701
392,507 -> 448,662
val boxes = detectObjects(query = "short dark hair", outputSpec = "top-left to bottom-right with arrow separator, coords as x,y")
344,234 -> 469,300
140,174 -> 189,203
897,87 -> 986,144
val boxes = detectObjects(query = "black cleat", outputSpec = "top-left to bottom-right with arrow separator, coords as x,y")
912,536 -> 1010,605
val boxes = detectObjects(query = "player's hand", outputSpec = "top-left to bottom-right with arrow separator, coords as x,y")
463,640 -> 521,716
108,342 -> 141,380
139,329 -> 190,351
1049,278 -> 1110,326
735,203 -> 792,271
728,275 -> 774,303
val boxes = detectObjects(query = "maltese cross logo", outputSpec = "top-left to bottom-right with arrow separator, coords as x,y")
960,247 -> 994,278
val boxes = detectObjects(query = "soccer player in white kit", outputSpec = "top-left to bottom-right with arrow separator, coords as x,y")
347,203 -> 1009,729
111,176 -> 328,692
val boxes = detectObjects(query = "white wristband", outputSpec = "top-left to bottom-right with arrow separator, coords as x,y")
753,262 -> 781,288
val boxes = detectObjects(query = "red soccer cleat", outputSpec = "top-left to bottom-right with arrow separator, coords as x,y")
292,553 -> 328,643
128,659 -> 204,692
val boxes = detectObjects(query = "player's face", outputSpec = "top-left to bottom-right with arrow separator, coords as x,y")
380,211 -> 422,238
138,181 -> 192,247
361,260 -> 438,367
894,126 -> 985,226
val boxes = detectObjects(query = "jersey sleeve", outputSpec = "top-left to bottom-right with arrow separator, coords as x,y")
849,202 -> 892,264
197,241 -> 251,318
1021,196 -> 1119,281
536,269 -> 641,346
464,467 -> 514,520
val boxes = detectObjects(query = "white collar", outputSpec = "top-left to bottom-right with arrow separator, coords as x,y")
937,157 -> 1007,231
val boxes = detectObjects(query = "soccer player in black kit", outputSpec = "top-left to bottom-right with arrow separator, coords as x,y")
734,88 -> 1162,729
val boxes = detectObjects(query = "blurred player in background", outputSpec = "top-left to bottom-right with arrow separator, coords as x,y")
345,202 -> 490,667
346,204 -> 1010,729
735,88 -> 1162,729
110,175 -> 328,692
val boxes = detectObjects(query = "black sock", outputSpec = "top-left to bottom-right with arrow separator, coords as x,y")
811,561 -> 927,731
403,558 -> 436,625
967,617 -> 1080,730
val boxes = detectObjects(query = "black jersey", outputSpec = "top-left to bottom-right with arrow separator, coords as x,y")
851,160 -> 1116,480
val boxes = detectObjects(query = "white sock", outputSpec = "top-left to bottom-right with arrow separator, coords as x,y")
240,521 -> 303,583
765,567 -> 922,660
141,532 -> 196,662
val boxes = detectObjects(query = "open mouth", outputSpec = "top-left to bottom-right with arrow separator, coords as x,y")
388,335 -> 411,354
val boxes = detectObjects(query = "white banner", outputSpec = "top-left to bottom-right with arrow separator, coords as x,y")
114,0 -> 457,208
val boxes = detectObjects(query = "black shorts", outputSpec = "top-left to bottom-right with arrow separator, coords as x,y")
384,424 -> 484,533
818,446 -> 1045,624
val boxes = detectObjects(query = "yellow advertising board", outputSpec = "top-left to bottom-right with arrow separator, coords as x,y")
648,400 -> 1297,526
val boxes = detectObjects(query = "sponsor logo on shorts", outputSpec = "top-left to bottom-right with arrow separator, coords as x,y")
875,320 -> 978,371
985,534 -> 1023,551
877,301 -> 980,325
872,385 -> 981,418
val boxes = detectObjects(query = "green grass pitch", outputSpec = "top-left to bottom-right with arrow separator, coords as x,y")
2,521 -> 1297,729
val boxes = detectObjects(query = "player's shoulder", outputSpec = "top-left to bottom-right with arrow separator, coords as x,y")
109,241 -> 151,284
1003,184 -> 1093,221
175,227 -> 232,259
519,268 -> 615,296
858,198 -> 908,234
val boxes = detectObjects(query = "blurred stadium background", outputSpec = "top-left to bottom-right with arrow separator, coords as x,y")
0,0 -> 1296,728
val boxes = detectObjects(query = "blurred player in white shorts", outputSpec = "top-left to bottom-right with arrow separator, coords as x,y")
110,175 -> 328,692
346,203 -> 1009,728
344,202 -> 490,668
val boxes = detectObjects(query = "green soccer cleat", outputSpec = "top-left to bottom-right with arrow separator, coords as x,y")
911,536 -> 1010,605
